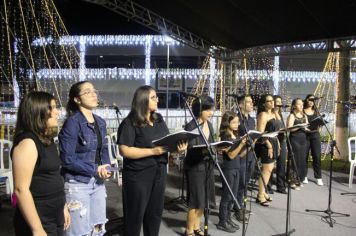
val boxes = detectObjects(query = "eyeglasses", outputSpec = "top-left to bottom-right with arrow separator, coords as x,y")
79,89 -> 99,96
150,95 -> 159,101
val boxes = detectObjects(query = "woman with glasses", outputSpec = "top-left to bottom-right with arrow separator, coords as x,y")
117,85 -> 187,236
59,81 -> 111,236
184,95 -> 216,236
12,91 -> 70,236
303,95 -> 323,186
256,94 -> 281,206
287,98 -> 309,190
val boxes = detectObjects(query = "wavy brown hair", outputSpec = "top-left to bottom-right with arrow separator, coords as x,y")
14,91 -> 56,145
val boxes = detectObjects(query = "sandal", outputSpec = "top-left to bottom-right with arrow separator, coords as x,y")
264,194 -> 273,202
256,197 -> 270,207
185,230 -> 194,236
193,228 -> 210,236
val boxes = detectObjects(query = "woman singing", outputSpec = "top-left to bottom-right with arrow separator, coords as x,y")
303,94 -> 323,186
59,81 -> 111,236
287,98 -> 309,189
117,85 -> 187,236
217,111 -> 245,233
256,94 -> 281,206
184,95 -> 215,236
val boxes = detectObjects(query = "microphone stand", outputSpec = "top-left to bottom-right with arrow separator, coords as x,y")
305,105 -> 350,227
232,97 -> 269,236
273,109 -> 301,236
181,94 -> 242,236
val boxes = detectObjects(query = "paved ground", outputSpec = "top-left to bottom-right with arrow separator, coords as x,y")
1,165 -> 356,236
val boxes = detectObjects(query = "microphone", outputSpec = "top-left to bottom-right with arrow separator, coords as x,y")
179,91 -> 199,99
308,96 -> 323,101
275,104 -> 290,108
112,103 -> 122,116
335,101 -> 356,105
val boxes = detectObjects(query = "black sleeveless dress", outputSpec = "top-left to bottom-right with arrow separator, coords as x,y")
289,114 -> 308,182
258,118 -> 280,164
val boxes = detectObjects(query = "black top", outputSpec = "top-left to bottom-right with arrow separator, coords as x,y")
221,135 -> 240,169
11,132 -> 64,200
305,112 -> 319,131
117,113 -> 169,170
291,114 -> 307,134
184,120 -> 215,170
93,121 -> 102,165
237,113 -> 256,137
238,113 -> 255,160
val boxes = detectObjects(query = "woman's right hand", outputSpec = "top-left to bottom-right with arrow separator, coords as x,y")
152,146 -> 168,155
97,164 -> 111,179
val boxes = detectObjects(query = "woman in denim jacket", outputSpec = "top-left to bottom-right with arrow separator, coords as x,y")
59,81 -> 111,236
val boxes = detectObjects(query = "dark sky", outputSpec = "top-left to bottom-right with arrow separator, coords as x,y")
54,0 -> 155,35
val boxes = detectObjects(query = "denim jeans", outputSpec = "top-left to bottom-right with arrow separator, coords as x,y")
64,177 -> 107,236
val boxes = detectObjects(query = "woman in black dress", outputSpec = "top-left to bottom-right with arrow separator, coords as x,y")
184,95 -> 215,236
117,85 -> 187,236
287,98 -> 309,189
303,94 -> 323,186
273,95 -> 287,194
256,94 -> 281,206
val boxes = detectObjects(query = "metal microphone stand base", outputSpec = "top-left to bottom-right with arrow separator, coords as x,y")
305,140 -> 350,227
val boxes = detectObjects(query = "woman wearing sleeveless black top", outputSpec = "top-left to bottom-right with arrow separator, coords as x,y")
11,92 -> 70,236
303,94 -> 323,186
287,98 -> 309,188
256,95 -> 281,207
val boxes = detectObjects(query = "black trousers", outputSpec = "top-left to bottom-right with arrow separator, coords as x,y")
122,163 -> 166,236
14,194 -> 65,236
276,139 -> 287,190
218,168 -> 239,223
305,132 -> 322,179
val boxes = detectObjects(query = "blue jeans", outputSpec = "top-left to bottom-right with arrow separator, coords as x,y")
64,177 -> 107,236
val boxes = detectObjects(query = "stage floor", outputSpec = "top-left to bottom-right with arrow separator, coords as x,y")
1,166 -> 355,236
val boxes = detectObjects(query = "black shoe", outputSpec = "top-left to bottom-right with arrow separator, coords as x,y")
216,222 -> 237,233
227,218 -> 240,230
235,210 -> 248,222
276,189 -> 287,194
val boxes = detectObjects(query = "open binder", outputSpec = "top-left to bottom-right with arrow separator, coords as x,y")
152,129 -> 200,152
309,115 -> 328,127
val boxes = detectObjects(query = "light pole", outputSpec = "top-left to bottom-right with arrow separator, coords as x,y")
165,38 -> 171,122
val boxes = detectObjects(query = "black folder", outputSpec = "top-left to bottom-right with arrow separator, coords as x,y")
152,129 -> 200,152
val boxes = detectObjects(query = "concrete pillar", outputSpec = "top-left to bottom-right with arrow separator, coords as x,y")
335,50 -> 350,159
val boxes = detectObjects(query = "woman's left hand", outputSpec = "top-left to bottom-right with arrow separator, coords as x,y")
177,140 -> 188,154
63,204 -> 71,230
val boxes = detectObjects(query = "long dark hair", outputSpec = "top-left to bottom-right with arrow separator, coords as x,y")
192,95 -> 215,118
257,94 -> 273,114
14,91 -> 55,145
273,95 -> 282,113
128,85 -> 159,127
291,98 -> 303,114
304,94 -> 316,110
66,81 -> 89,117
219,111 -> 238,138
